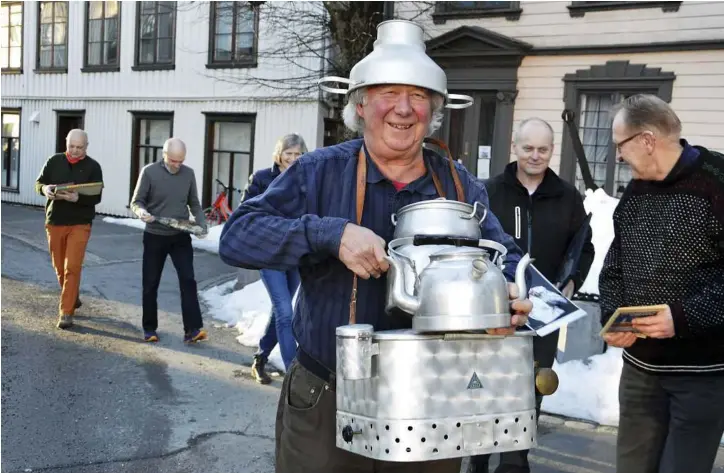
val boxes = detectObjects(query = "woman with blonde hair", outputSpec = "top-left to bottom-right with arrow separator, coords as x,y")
242,133 -> 308,383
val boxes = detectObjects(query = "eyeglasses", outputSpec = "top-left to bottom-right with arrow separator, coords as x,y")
614,131 -> 644,153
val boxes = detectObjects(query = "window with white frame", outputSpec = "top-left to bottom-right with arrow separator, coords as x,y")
1,2 -> 23,71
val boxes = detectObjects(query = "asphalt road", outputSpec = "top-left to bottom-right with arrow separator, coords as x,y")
1,202 -> 722,473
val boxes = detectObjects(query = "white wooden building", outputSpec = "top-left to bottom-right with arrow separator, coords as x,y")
1,1 -> 327,215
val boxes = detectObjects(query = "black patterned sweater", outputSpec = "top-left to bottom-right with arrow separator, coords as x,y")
599,142 -> 724,375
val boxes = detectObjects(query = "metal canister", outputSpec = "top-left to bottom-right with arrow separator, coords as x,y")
336,324 -> 375,381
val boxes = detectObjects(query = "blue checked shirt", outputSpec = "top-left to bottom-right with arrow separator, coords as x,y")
219,139 -> 523,371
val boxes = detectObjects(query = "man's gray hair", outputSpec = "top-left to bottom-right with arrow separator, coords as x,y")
613,94 -> 682,137
66,129 -> 88,145
163,137 -> 187,155
342,88 -> 445,137
514,117 -> 554,145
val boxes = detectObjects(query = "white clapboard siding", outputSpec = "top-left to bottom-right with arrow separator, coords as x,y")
512,50 -> 724,172
395,1 -> 724,48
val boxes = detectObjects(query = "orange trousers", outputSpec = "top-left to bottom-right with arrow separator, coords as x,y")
45,224 -> 92,316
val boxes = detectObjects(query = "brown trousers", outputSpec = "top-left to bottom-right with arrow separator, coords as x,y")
45,224 -> 92,316
275,360 -> 462,473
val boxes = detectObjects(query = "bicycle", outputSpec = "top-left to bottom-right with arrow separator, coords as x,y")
204,178 -> 242,226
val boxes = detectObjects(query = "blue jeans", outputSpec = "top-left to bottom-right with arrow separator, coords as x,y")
256,268 -> 301,370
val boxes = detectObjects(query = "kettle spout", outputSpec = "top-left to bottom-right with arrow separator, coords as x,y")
515,254 -> 533,300
385,255 -> 420,315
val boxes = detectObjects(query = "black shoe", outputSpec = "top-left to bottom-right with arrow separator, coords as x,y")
251,356 -> 272,384
75,298 -> 82,309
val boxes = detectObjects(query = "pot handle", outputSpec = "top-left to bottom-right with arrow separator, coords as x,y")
391,213 -> 397,225
318,76 -> 354,95
446,94 -> 474,110
461,201 -> 488,225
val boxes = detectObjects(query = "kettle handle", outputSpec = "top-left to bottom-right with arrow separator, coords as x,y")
515,254 -> 532,300
446,94 -> 474,110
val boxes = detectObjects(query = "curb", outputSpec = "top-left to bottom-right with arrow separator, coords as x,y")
539,413 -> 618,435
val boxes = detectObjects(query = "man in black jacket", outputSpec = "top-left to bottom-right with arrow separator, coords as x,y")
600,94 -> 724,473
471,118 -> 594,473
35,129 -> 104,329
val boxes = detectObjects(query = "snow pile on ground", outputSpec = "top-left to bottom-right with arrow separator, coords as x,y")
201,279 -> 285,371
102,216 -> 224,254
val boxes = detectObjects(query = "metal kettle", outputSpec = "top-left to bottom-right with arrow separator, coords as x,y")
385,235 -> 532,332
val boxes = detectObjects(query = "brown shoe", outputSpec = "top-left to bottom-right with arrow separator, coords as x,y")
57,314 -> 73,329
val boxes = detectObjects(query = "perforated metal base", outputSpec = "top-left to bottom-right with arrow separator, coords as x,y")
336,410 -> 537,462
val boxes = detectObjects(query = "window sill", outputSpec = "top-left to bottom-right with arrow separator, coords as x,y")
34,68 -> 68,74
131,64 -> 175,72
2,187 -> 20,194
81,66 -> 121,73
568,1 -> 682,17
1,68 -> 23,75
206,61 -> 258,70
432,7 -> 522,24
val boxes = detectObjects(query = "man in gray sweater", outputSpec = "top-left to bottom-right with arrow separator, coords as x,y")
131,138 -> 208,343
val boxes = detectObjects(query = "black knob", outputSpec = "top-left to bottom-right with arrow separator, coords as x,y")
342,425 -> 355,443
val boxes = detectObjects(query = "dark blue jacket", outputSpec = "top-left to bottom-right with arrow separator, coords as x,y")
242,164 -> 281,202
219,138 -> 523,370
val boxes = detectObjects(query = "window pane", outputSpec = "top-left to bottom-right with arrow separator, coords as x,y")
104,17 -> 117,41
54,22 -> 66,45
104,41 -> 118,64
215,7 -> 233,35
10,25 -> 21,46
40,3 -> 53,23
140,14 -> 156,39
10,143 -> 19,189
139,38 -> 155,63
106,1 -> 119,18
236,32 -> 253,51
2,113 -> 20,137
141,119 -> 171,146
158,12 -> 173,38
232,154 -> 250,208
9,46 -> 20,68
88,42 -> 101,65
159,1 -> 175,14
214,121 -> 250,151
1,26 -> 7,48
54,45 -> 66,66
237,9 -> 254,33
157,38 -> 172,61
0,6 -> 8,27
10,5 -> 23,26
40,23 -> 52,46
89,1 -> 104,20
576,93 -> 615,193
39,47 -> 52,67
213,151 -> 231,194
54,2 -> 68,21
214,34 -> 231,61
89,19 -> 102,42
1,49 -> 8,68
140,1 -> 155,13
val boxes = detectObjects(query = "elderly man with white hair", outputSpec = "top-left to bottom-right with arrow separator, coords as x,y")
219,20 -> 532,473
36,129 -> 104,329
131,137 -> 208,344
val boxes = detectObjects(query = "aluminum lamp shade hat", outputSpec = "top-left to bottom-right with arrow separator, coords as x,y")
319,20 -> 473,110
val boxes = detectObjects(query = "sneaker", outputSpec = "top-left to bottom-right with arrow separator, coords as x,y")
184,328 -> 208,343
75,298 -> 82,309
57,314 -> 73,329
143,331 -> 159,342
251,355 -> 272,384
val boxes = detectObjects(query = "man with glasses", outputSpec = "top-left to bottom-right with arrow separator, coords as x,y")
600,94 -> 724,473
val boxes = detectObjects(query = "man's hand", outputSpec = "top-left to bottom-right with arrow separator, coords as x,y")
603,332 -> 638,348
43,185 -> 57,200
137,209 -> 155,223
561,280 -> 575,299
631,305 -> 675,339
487,283 -> 533,336
57,191 -> 79,203
338,223 -> 389,279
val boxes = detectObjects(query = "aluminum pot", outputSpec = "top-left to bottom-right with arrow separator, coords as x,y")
391,199 -> 487,239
